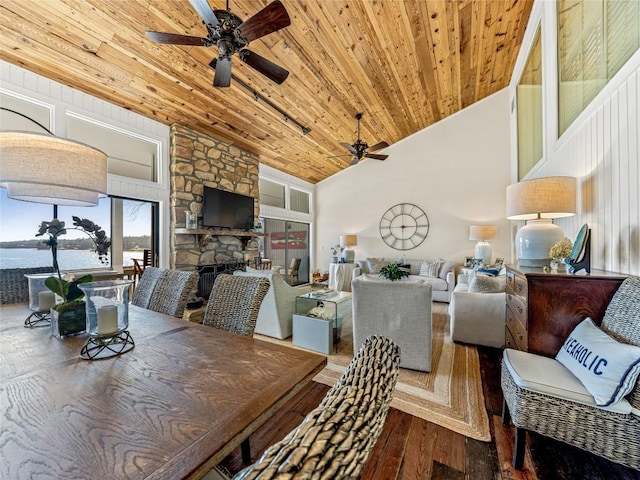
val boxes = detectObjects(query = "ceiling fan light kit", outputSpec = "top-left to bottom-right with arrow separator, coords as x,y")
146,0 -> 291,88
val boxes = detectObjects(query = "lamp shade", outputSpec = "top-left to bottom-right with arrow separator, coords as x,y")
506,176 -> 576,220
0,131 -> 108,206
506,176 -> 577,267
469,225 -> 497,241
340,234 -> 357,247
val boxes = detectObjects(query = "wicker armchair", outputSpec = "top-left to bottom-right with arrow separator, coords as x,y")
145,268 -> 198,318
202,274 -> 270,337
501,276 -> 640,470
232,335 -> 401,480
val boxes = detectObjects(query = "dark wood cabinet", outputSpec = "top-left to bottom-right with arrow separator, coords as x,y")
505,265 -> 626,357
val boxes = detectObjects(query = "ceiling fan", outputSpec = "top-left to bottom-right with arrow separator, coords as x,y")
146,0 -> 290,88
331,113 -> 389,166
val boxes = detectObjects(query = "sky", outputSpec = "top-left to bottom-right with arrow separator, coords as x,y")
0,189 -> 151,242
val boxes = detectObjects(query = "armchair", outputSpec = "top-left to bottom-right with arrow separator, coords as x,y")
501,276 -> 640,470
234,270 -> 311,339
352,276 -> 432,372
449,272 -> 506,348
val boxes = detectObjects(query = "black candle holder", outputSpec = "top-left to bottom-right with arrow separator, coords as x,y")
24,310 -> 51,328
80,330 -> 135,360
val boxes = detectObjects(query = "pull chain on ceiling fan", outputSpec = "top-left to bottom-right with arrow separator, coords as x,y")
329,113 -> 389,166
146,0 -> 291,87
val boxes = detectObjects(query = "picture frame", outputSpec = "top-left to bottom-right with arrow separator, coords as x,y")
495,257 -> 504,267
463,256 -> 474,267
471,258 -> 484,268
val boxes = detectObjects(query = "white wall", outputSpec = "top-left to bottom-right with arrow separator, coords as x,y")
315,89 -> 512,270
510,1 -> 640,276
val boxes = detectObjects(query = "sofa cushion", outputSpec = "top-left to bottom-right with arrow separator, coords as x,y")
555,317 -> 640,407
503,349 -> 632,414
438,260 -> 457,280
468,275 -> 506,293
366,258 -> 390,274
419,260 -> 440,277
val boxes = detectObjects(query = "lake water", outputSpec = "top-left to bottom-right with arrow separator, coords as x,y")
0,248 -> 142,270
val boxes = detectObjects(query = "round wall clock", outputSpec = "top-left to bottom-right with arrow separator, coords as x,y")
379,203 -> 430,250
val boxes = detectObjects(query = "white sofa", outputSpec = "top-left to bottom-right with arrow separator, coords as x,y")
353,258 -> 456,303
233,270 -> 311,339
448,271 -> 506,348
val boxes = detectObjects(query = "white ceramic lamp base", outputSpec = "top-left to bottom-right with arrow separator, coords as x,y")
341,248 -> 355,263
516,219 -> 565,267
474,242 -> 492,265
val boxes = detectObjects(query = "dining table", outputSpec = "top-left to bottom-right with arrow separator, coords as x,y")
0,303 -> 327,479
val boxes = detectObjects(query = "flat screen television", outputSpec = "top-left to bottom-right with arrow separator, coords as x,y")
202,186 -> 254,230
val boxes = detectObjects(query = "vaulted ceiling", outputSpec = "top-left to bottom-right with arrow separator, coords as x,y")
0,0 -> 533,183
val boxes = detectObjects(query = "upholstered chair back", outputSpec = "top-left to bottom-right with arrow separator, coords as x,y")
233,336 -> 400,479
131,266 -> 164,309
202,274 -> 270,336
147,268 -> 198,318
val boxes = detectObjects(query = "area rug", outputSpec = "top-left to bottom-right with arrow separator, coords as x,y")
257,303 -> 491,442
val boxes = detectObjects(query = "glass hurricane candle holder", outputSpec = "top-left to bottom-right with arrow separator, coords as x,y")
78,279 -> 135,360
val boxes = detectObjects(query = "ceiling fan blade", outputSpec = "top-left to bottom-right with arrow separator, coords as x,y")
188,0 -> 219,27
365,153 -> 388,161
340,142 -> 357,154
368,141 -> 389,152
237,0 -> 291,43
240,50 -> 289,84
212,57 -> 232,87
350,156 -> 360,166
146,31 -> 208,46
327,154 -> 353,159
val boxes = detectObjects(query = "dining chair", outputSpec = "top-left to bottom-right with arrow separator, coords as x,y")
202,274 -> 270,337
229,335 -> 401,479
287,257 -> 301,282
147,268 -> 199,318
131,266 -> 164,309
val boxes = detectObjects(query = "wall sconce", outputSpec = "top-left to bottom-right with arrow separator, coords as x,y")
469,225 -> 497,265
340,234 -> 357,263
0,108 -> 107,206
506,176 -> 576,267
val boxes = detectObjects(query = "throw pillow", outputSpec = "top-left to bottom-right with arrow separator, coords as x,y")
468,275 -> 506,293
477,267 -> 501,277
419,260 -> 440,277
366,258 -> 389,274
437,260 -> 457,280
555,317 -> 640,407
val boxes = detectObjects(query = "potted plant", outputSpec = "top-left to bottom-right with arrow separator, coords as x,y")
36,217 -> 111,338
379,262 -> 410,281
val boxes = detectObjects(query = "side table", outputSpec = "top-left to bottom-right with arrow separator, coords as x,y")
328,263 -> 356,292
293,290 -> 352,354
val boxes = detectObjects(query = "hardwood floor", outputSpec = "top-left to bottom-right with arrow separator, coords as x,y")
219,347 -> 640,479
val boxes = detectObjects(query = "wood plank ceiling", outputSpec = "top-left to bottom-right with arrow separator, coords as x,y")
0,0 -> 533,184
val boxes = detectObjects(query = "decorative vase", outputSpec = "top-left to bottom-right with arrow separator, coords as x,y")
51,301 -> 87,338
332,256 -> 338,263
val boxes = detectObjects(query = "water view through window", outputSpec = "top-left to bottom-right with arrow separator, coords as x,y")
0,191 -> 153,271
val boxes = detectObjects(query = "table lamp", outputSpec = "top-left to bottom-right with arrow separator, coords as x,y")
469,225 -> 497,265
340,234 -> 357,263
506,176 -> 576,267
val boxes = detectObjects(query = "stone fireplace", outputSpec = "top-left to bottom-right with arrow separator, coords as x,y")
169,124 -> 260,272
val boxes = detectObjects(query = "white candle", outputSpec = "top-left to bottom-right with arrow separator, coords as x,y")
38,291 -> 55,311
97,305 -> 119,335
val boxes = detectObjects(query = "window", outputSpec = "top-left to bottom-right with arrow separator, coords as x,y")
290,188 -> 310,214
558,0 -> 640,135
259,178 -> 285,208
66,114 -> 158,182
121,198 -> 154,267
517,27 -> 543,180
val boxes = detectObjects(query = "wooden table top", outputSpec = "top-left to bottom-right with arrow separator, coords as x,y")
0,304 -> 326,480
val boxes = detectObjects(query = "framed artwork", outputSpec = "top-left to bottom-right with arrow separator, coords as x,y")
464,256 -> 474,267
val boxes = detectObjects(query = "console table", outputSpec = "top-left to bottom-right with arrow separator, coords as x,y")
505,265 -> 626,357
